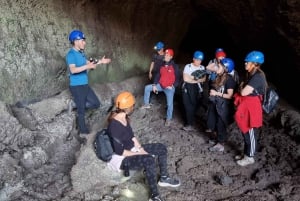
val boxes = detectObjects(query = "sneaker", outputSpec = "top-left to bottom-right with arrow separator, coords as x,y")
205,128 -> 213,133
158,176 -> 181,187
237,156 -> 255,166
182,125 -> 196,132
209,143 -> 224,152
141,104 -> 151,109
208,139 -> 217,145
235,154 -> 244,160
164,119 -> 171,126
149,195 -> 164,201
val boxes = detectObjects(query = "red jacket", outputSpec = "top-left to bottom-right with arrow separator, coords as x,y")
234,93 -> 263,133
159,65 -> 175,88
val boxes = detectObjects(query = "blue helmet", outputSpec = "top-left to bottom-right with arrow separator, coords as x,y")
69,30 -> 85,43
154,41 -> 164,51
245,51 -> 264,64
221,58 -> 235,73
193,51 -> 204,60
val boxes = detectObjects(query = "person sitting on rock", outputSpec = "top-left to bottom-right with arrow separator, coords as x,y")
107,91 -> 181,201
141,49 -> 181,127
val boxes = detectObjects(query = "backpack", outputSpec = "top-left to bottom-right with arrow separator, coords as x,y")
262,87 -> 279,114
94,128 -> 122,162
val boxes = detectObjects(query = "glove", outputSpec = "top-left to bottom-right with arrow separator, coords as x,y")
191,70 -> 207,80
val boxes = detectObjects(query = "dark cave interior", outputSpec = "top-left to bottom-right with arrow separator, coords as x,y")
176,9 -> 299,110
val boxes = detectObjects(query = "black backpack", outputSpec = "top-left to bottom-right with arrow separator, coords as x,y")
262,87 -> 279,114
94,128 -> 122,162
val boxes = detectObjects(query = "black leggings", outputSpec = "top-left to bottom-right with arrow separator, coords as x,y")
120,143 -> 168,197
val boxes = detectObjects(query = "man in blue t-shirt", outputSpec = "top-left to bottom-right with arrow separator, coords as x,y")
66,30 -> 111,135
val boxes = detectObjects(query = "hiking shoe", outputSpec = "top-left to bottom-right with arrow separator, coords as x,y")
208,139 -> 217,145
149,195 -> 164,201
164,119 -> 171,126
237,156 -> 255,166
158,176 -> 181,187
182,125 -> 196,132
141,104 -> 151,109
235,154 -> 244,160
209,143 -> 224,152
205,128 -> 213,133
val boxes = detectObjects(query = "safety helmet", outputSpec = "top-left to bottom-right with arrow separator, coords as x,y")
215,48 -> 226,58
245,51 -> 264,64
193,51 -> 204,60
69,30 -> 85,43
165,49 -> 174,57
221,58 -> 235,73
154,41 -> 164,51
115,91 -> 136,109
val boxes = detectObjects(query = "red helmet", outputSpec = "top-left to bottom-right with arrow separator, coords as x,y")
165,49 -> 174,57
215,48 -> 226,58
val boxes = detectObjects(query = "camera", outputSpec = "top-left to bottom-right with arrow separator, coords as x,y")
89,57 -> 98,64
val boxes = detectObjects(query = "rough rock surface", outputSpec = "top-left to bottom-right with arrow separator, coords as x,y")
0,76 -> 299,201
0,0 -> 300,110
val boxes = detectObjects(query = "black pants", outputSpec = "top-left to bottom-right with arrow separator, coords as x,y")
182,83 -> 202,126
206,102 -> 227,143
242,128 -> 258,157
121,143 -> 168,197
69,84 -> 100,133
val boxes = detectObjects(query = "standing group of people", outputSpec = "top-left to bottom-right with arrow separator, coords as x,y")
65,29 -> 267,201
142,41 -> 267,168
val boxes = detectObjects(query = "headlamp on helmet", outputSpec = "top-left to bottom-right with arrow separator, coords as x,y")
154,41 -> 164,51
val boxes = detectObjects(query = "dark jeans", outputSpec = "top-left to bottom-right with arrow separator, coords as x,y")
69,84 -> 100,133
121,143 -> 168,197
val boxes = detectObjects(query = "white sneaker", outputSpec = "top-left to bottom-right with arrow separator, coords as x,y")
236,156 -> 255,166
209,143 -> 224,152
141,104 -> 151,109
182,125 -> 196,132
235,154 -> 244,160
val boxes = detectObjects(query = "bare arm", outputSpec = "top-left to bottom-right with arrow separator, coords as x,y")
240,85 -> 254,96
183,73 -> 206,83
69,55 -> 111,74
149,61 -> 154,80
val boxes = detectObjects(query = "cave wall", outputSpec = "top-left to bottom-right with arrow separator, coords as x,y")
0,0 -> 299,108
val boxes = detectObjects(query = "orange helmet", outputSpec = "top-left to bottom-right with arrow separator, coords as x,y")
115,91 -> 136,109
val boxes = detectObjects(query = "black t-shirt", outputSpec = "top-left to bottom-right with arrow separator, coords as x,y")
107,119 -> 135,155
211,74 -> 237,94
247,71 -> 266,96
152,53 -> 164,75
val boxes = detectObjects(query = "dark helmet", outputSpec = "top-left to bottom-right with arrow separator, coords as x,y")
221,58 -> 235,73
245,51 -> 264,64
69,30 -> 85,43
